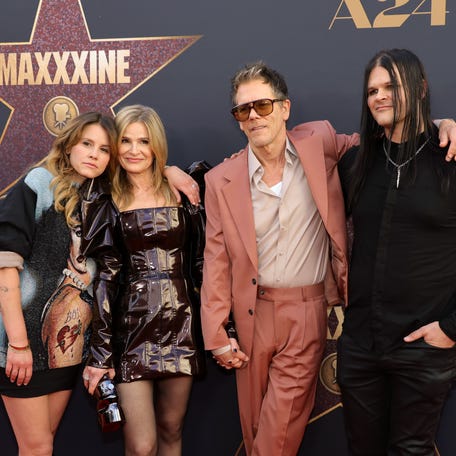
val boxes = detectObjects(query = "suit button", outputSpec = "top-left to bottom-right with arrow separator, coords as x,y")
252,278 -> 257,285
248,309 -> 254,315
259,289 -> 265,296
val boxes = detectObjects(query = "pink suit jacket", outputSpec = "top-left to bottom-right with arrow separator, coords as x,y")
201,120 -> 359,356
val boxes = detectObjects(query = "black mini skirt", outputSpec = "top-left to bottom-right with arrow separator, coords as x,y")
0,364 -> 80,398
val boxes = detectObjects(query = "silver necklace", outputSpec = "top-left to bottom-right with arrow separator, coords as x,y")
383,137 -> 430,188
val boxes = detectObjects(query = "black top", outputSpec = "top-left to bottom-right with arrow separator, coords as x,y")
338,129 -> 456,354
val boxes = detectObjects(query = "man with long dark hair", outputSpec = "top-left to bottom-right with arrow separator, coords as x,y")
337,48 -> 456,455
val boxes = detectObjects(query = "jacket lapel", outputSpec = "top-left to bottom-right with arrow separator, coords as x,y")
290,133 -> 329,226
221,152 -> 258,270
219,132 -> 331,271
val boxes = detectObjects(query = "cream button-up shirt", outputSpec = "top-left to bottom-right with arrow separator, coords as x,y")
248,139 -> 329,288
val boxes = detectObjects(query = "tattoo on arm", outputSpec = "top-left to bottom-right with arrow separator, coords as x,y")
0,284 -> 20,313
0,285 -> 20,293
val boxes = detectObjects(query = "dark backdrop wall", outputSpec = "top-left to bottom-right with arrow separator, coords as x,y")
0,1 -> 455,455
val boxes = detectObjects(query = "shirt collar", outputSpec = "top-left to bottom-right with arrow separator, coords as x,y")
248,137 -> 297,181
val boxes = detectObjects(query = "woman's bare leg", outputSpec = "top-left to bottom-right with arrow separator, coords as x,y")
2,389 -> 72,456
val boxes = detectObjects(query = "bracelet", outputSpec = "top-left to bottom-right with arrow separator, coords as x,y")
212,344 -> 231,356
8,341 -> 30,351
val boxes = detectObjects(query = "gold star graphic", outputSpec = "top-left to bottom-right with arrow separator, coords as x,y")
0,0 -> 201,188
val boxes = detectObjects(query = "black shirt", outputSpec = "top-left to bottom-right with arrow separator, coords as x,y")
338,129 -> 456,353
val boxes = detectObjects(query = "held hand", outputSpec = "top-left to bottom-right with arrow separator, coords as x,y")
437,118 -> 456,161
6,345 -> 33,386
404,321 -> 455,348
229,338 -> 249,368
83,365 -> 115,395
213,338 -> 249,370
164,165 -> 200,205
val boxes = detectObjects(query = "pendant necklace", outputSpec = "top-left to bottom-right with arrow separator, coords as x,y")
383,137 -> 430,188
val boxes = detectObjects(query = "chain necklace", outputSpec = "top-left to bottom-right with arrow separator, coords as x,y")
383,137 -> 430,188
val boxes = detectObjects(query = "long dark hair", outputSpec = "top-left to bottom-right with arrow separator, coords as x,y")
347,49 -> 434,211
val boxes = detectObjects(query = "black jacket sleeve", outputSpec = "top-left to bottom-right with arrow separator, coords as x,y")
181,161 -> 212,291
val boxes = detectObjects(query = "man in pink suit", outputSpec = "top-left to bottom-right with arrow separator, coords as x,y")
200,61 -> 456,456
200,62 -> 359,456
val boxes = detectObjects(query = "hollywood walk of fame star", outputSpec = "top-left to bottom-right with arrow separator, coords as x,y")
0,0 -> 201,189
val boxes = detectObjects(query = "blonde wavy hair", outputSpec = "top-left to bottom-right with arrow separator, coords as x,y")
111,104 -> 176,209
45,112 -> 117,227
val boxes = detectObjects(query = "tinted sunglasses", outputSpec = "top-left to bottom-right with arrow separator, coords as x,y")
230,98 -> 284,122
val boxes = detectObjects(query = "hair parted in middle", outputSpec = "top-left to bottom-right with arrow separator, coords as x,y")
347,48 -> 451,211
47,111 -> 117,227
111,104 -> 176,209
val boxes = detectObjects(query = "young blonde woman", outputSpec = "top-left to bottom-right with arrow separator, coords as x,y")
0,112 -> 117,455
82,104 -> 209,456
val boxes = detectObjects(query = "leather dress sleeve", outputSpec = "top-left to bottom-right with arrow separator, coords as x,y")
80,177 -> 122,369
182,161 -> 212,290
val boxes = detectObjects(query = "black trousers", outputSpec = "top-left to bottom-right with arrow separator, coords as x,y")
337,333 -> 456,456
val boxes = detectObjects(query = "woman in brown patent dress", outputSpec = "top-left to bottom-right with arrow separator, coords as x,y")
81,104 -> 208,455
